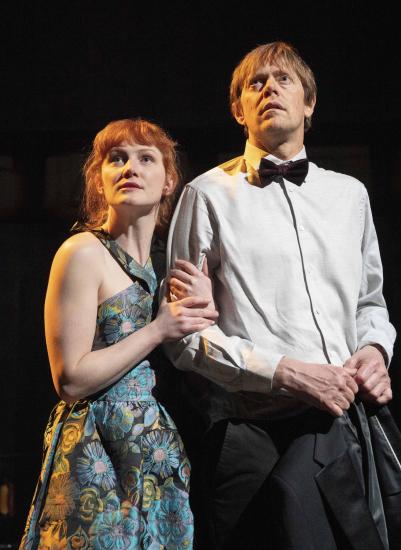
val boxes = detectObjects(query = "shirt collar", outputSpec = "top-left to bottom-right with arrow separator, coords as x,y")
242,141 -> 307,185
244,141 -> 307,170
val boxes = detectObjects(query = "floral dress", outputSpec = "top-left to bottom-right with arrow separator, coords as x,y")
20,232 -> 193,550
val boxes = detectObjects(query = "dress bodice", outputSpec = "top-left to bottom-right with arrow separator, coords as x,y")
90,231 -> 158,402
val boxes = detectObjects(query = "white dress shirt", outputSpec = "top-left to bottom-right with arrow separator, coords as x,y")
165,141 -> 396,420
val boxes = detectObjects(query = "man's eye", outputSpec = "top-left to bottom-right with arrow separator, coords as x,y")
249,79 -> 264,91
279,74 -> 291,83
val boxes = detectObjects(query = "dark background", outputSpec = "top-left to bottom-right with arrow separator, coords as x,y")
0,1 -> 400,544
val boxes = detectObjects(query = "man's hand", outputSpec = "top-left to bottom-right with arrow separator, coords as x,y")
344,345 -> 392,405
273,357 -> 359,417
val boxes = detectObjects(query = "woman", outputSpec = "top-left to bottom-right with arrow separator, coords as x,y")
20,118 -> 217,549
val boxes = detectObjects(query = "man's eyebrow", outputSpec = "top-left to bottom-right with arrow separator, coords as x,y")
248,70 -> 267,81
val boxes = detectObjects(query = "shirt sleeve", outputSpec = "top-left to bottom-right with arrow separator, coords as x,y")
356,187 -> 396,364
163,183 -> 282,393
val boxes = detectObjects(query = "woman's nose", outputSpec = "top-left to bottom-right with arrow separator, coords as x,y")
122,159 -> 138,178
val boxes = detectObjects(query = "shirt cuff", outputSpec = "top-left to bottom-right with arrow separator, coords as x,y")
242,344 -> 284,393
358,340 -> 391,366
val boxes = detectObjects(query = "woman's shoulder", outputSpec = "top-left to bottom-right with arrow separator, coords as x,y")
52,231 -> 105,271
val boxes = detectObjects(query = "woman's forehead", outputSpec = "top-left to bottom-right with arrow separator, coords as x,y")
104,139 -> 161,155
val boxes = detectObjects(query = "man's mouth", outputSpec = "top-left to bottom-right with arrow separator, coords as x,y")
263,102 -> 284,112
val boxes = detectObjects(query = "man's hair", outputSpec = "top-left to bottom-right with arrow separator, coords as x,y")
79,118 -> 180,238
230,41 -> 317,131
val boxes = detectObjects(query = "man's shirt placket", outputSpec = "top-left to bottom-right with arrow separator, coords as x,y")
280,176 -> 332,364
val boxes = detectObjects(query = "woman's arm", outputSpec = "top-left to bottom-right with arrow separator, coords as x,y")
45,234 -> 217,403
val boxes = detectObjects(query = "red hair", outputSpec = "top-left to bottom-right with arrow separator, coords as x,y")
80,118 -> 180,236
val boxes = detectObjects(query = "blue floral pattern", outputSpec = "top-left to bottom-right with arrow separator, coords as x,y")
20,232 -> 193,549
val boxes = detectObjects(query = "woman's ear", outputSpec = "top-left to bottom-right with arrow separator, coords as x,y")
163,176 -> 175,196
95,175 -> 104,195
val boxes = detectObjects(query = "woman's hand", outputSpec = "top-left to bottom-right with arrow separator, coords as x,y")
168,258 -> 215,308
153,295 -> 218,342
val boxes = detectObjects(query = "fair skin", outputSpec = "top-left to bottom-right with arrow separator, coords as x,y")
232,62 -> 315,160
45,141 -> 218,403
171,60 -> 392,415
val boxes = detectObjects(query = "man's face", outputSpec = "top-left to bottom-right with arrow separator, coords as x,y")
233,62 -> 315,149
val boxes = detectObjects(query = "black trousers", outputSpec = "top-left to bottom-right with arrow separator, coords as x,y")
187,407 -> 388,550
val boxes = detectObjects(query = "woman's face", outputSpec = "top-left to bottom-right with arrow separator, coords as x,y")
99,141 -> 173,214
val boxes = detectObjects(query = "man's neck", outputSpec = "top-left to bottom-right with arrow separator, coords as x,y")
250,135 -> 305,161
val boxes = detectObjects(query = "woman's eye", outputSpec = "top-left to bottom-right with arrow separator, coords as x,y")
109,153 -> 125,164
141,155 -> 155,163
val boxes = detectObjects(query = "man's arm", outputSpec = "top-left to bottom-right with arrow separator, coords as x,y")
164,183 -> 359,417
344,188 -> 396,404
164,183 -> 283,394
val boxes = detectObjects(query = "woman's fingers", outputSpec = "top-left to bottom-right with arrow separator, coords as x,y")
169,277 -> 188,291
201,256 -> 209,276
169,268 -> 193,285
170,285 -> 186,301
181,307 -> 219,320
175,296 -> 210,308
174,259 -> 201,275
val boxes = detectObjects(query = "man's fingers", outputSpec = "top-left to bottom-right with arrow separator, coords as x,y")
345,375 -> 359,395
343,386 -> 356,404
358,372 -> 386,393
354,364 -> 377,385
327,403 -> 344,417
343,364 -> 357,377
344,357 -> 358,371
375,387 -> 393,405
360,379 -> 391,401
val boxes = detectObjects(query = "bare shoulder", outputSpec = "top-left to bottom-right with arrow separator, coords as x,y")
55,232 -> 103,262
50,232 -> 105,282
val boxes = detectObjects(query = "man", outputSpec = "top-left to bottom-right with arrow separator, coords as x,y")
165,42 -> 398,549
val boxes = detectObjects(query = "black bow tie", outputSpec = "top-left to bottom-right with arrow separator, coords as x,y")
258,158 -> 309,186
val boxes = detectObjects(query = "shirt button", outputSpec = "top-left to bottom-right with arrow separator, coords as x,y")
315,309 -> 320,315
299,225 -> 305,231
289,187 -> 295,193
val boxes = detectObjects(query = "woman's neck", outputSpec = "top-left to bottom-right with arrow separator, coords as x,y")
102,208 -> 156,266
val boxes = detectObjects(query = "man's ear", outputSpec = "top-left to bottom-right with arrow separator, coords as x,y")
232,101 -> 246,127
304,96 -> 316,119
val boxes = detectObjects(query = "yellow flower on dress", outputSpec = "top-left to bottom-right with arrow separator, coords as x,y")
142,474 -> 160,510
42,473 -> 77,521
67,526 -> 89,549
38,519 -> 67,549
122,466 -> 141,506
53,450 -> 70,474
79,487 -> 103,523
61,421 -> 82,454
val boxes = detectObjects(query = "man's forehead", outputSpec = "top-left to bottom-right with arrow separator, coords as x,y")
250,61 -> 294,76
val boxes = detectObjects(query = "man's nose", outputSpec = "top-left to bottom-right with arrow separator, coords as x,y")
262,77 -> 277,96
